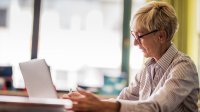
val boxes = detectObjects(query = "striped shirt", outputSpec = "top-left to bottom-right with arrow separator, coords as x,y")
117,43 -> 199,112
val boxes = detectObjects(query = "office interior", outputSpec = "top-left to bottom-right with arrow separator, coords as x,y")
0,0 -> 199,102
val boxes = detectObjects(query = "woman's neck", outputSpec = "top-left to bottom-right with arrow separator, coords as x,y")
154,42 -> 171,61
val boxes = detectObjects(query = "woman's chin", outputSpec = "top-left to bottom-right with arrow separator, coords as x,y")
141,50 -> 150,58
143,53 -> 149,58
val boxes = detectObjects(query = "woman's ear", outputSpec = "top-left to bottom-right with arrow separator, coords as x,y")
158,30 -> 167,43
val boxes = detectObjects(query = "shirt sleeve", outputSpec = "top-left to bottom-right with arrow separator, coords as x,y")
117,71 -> 142,100
118,60 -> 199,112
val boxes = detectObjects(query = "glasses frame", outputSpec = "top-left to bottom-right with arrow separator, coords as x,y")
131,29 -> 159,43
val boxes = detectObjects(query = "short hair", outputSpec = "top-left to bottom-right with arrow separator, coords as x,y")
130,1 -> 179,40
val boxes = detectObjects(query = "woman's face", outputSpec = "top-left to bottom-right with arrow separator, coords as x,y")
132,29 -> 162,59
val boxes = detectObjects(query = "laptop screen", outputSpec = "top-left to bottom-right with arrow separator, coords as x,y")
19,59 -> 57,99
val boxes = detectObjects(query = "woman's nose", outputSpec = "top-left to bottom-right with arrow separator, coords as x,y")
133,38 -> 139,46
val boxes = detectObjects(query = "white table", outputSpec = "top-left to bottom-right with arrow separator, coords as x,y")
0,95 -> 72,112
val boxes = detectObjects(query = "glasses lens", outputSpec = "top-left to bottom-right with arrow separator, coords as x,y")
131,31 -> 140,43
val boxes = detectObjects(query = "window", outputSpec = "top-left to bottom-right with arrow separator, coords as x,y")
0,9 -> 7,27
38,0 -> 123,90
0,0 -> 34,88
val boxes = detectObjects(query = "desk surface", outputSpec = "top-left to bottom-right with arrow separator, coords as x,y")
0,95 -> 72,112
0,90 -> 28,96
0,90 -> 117,99
0,90 -> 68,97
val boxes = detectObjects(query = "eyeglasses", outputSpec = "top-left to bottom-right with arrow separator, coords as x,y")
131,29 -> 159,43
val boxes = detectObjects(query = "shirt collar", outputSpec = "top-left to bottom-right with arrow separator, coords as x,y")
145,43 -> 178,71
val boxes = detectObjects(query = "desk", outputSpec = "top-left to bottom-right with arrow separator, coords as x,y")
0,90 -> 27,96
0,90 -> 69,98
0,95 -> 72,112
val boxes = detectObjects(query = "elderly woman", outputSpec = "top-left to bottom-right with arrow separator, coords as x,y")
63,1 -> 199,112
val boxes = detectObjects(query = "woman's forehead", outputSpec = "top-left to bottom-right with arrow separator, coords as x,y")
130,19 -> 147,33
131,25 -> 146,33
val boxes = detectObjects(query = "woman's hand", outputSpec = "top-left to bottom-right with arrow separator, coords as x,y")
63,88 -> 119,112
68,88 -> 104,112
62,91 -> 84,99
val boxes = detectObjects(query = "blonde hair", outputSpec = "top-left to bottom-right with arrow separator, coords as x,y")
130,1 -> 179,40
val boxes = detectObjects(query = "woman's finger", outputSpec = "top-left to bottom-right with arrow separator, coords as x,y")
62,91 -> 84,99
77,88 -> 97,99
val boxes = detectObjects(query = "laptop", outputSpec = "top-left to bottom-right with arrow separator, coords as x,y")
19,59 -> 57,99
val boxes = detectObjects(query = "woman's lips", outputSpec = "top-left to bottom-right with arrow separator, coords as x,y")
139,47 -> 145,52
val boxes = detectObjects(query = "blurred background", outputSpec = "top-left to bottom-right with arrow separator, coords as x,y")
0,0 -> 199,96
